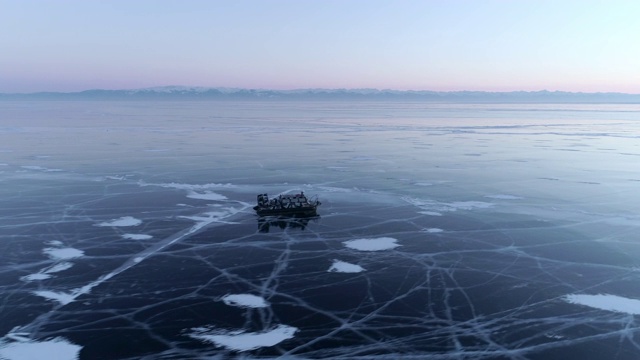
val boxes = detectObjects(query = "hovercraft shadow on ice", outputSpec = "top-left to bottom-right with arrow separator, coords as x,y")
254,192 -> 321,232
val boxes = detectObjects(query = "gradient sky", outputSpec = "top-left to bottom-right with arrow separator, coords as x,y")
2,0 -> 639,93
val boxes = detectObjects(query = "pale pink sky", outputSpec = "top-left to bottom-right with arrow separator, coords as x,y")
1,0 -> 639,93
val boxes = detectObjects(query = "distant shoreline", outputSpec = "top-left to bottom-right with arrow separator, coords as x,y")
1,88 -> 640,103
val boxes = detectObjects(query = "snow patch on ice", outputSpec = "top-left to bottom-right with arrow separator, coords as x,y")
122,233 -> 153,240
424,228 -> 444,233
21,273 -> 52,281
328,260 -> 365,273
0,336 -> 81,360
139,181 -> 234,201
22,243 -> 79,282
414,182 -> 433,186
45,262 -> 74,273
420,211 -> 443,216
318,186 -> 353,193
350,156 -> 377,161
96,216 -> 142,227
564,294 -> 640,315
326,166 -> 350,172
187,191 -> 227,201
602,217 -> 640,227
139,181 -> 237,190
105,175 -> 125,180
32,290 -> 75,305
343,237 -> 400,251
545,333 -> 565,340
180,208 -> 241,228
20,165 -> 63,172
484,194 -> 523,200
43,248 -> 84,260
404,196 -> 494,213
449,201 -> 494,210
21,262 -> 74,282
189,325 -> 297,352
222,294 -> 269,308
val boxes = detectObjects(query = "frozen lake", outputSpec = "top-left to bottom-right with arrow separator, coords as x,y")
1,100 -> 640,359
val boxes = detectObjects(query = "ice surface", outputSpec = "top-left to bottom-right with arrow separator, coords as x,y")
221,294 -> 269,308
343,237 -> 401,251
328,259 -> 365,273
564,294 -> 640,315
189,325 -> 298,352
2,101 -> 640,359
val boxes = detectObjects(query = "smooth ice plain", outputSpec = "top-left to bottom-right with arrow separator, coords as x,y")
1,100 -> 640,359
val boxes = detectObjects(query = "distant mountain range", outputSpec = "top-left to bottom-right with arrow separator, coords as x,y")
2,86 -> 640,103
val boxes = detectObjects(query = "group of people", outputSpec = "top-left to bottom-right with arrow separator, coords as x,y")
257,192 -> 309,210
